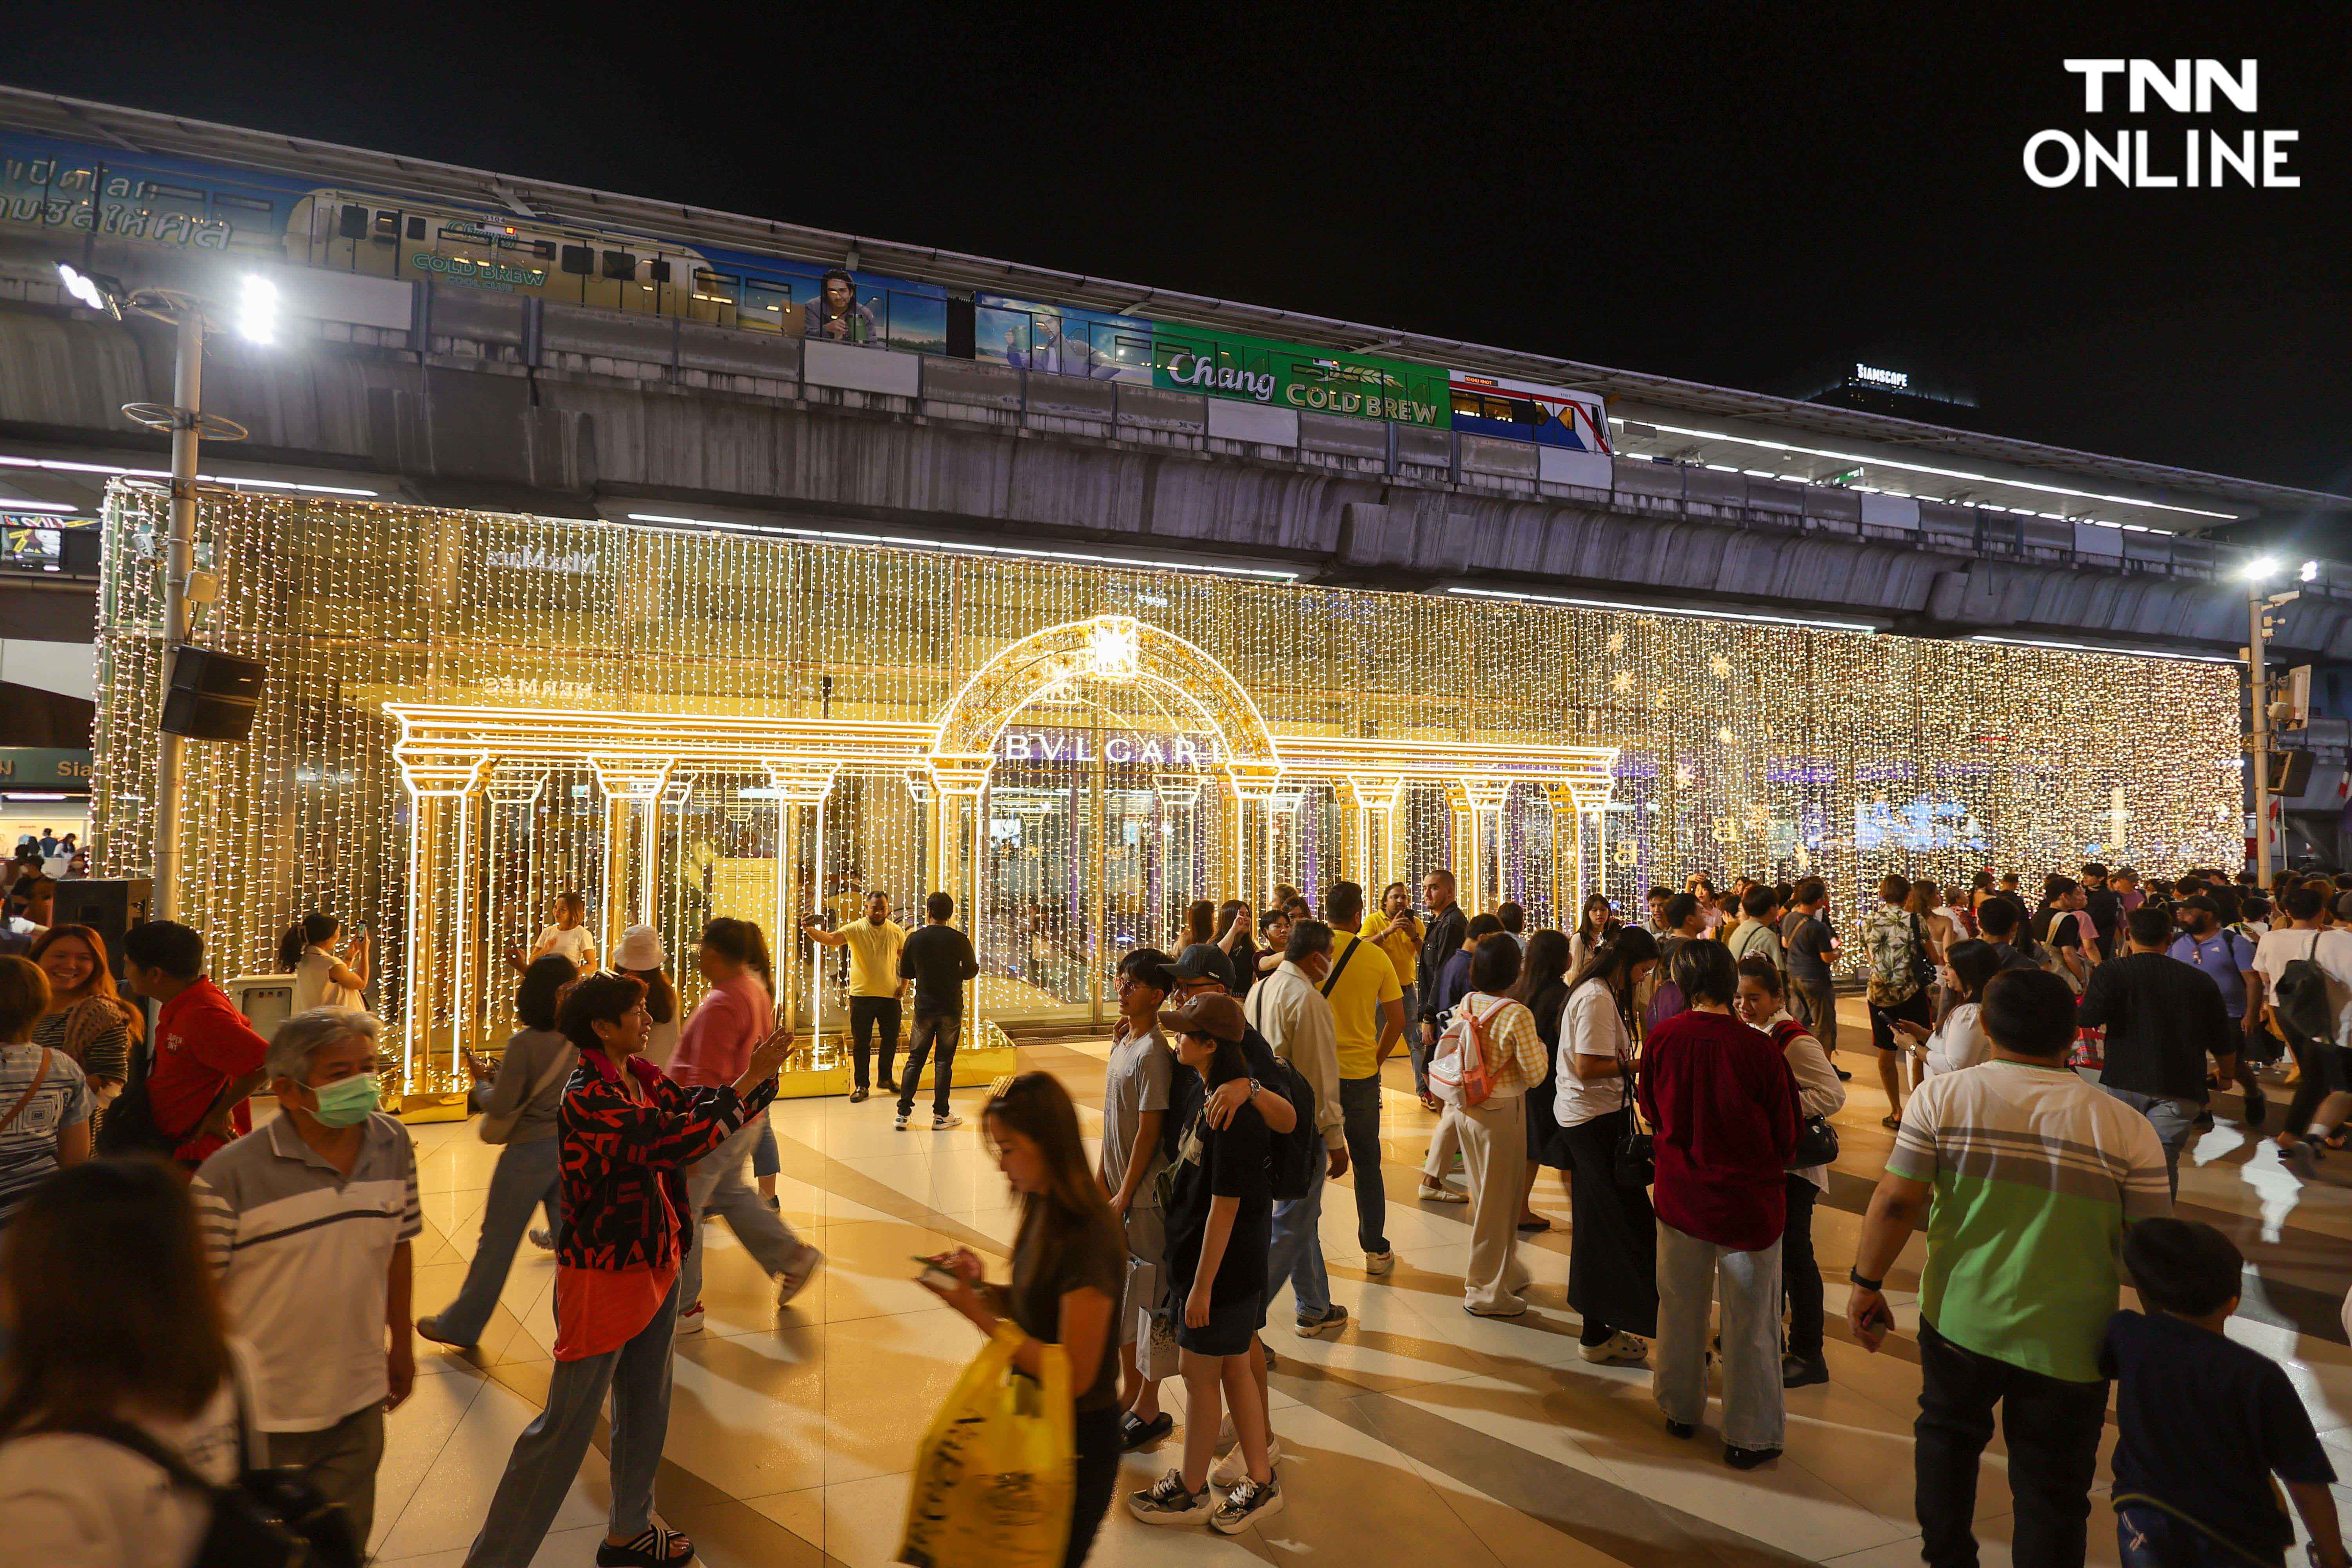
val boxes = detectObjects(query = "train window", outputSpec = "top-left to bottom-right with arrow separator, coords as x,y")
559,245 -> 593,275
741,279 -> 791,327
338,204 -> 368,240
153,182 -> 207,205
1510,399 -> 1544,426
372,211 -> 399,242
649,259 -> 672,284
406,216 -> 426,240
600,250 -> 636,280
693,269 -> 737,303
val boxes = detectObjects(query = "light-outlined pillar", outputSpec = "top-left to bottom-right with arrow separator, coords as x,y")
392,748 -> 488,1098
1341,775 -> 1404,898
763,763 -> 839,1036
479,766 -> 548,1055
927,755 -> 993,1029
589,756 -> 676,957
1457,777 -> 1511,918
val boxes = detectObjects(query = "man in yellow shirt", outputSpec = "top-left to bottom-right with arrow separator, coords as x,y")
804,890 -> 907,1102
1323,881 -> 1406,1275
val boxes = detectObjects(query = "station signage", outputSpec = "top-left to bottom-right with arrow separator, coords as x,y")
0,748 -> 94,791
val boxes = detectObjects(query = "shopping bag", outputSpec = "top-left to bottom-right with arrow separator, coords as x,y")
897,1321 -> 1073,1568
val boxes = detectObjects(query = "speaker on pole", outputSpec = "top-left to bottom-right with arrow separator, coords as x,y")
160,647 -> 267,741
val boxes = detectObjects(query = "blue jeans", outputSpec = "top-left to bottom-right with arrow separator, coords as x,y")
750,1110 -> 779,1179
2116,1504 -> 2286,1568
1340,1074 -> 1389,1254
464,1278 -> 680,1567
433,1133 -> 563,1347
1398,984 -> 1423,1092
2101,1085 -> 2201,1198
1265,1165 -> 1330,1320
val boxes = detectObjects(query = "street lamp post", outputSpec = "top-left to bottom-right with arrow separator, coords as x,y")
57,263 -> 272,920
2241,556 -> 2316,886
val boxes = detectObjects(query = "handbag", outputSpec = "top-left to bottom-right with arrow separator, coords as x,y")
1609,1030 -> 1653,1189
477,1045 -> 577,1145
0,1046 -> 52,1138
1768,1019 -> 1842,1169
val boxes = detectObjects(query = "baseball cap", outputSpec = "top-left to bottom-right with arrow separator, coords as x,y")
611,924 -> 666,971
1157,942 -> 1236,991
1158,990 -> 1245,1044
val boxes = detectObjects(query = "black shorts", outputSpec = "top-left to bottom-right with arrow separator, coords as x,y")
1174,1290 -> 1262,1358
1868,988 -> 1932,1052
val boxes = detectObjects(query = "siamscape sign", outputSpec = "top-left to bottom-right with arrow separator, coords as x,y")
995,728 -> 1223,768
0,748 -> 94,790
1152,325 -> 1451,427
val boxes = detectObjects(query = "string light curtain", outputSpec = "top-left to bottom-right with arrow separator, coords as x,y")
94,488 -> 2240,1058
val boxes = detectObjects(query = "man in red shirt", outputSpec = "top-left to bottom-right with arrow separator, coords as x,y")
124,921 -> 270,1165
1639,938 -> 1802,1470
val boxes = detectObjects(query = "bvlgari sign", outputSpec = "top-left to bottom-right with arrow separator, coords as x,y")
996,729 -> 1220,768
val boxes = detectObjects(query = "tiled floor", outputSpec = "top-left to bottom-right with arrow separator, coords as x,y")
370,999 -> 2352,1567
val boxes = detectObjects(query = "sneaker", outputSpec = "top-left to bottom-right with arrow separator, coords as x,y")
526,1227 -> 555,1252
677,1300 -> 706,1335
1129,1468 -> 1212,1525
895,1111 -> 910,1130
776,1242 -> 823,1309
1209,1472 -> 1284,1535
1215,1416 -> 1236,1455
1725,1444 -> 1783,1471
763,1195 -> 780,1212
1295,1304 -> 1348,1339
932,1113 -> 964,1131
1417,1179 -> 1467,1204
2242,1084 -> 2268,1131
414,1314 -> 475,1351
1364,1249 -> 1395,1277
1212,1435 -> 1281,1486
1464,1299 -> 1526,1319
1782,1354 -> 1830,1388
2285,1138 -> 2323,1178
1577,1331 -> 1648,1366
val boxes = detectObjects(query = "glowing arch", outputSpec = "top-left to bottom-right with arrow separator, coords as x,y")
928,614 -> 1283,795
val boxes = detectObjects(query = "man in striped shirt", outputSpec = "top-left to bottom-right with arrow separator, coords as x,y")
194,1007 -> 420,1550
1848,967 -> 2169,1568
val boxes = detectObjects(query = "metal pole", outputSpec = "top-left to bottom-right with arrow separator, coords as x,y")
152,307 -> 203,920
2250,589 -> 2272,885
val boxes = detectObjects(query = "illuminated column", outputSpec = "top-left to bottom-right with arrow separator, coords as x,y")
392,748 -> 488,1098
1341,775 -> 1403,897
1546,784 -> 1582,922
1157,777 -> 1202,942
1227,760 -> 1284,909
929,757 -> 993,1027
1457,779 -> 1510,916
657,773 -> 694,950
589,757 -> 675,956
481,766 -> 548,1051
764,763 -> 839,1035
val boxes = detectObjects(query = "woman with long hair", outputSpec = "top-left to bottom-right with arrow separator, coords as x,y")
670,917 -> 815,1332
280,912 -> 370,1013
1550,926 -> 1661,1364
464,971 -> 791,1568
1214,898 -> 1256,998
1568,894 -> 1619,974
0,1158 -> 255,1567
29,923 -> 138,1122
419,953 -> 580,1352
610,924 -> 681,1065
1509,929 -> 1575,1232
923,1073 -> 1127,1565
0,956 -> 89,1226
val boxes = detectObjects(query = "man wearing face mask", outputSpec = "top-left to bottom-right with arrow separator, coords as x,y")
192,1007 -> 420,1548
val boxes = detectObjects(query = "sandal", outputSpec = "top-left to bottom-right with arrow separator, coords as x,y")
1120,1410 -> 1174,1451
596,1524 -> 694,1566
1881,1115 -> 1903,1131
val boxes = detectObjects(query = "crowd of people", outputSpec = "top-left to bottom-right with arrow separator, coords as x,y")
0,857 -> 2348,1568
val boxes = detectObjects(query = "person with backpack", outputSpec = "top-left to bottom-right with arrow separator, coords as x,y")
2167,894 -> 2268,1128
2252,881 -> 2352,1176
1549,927 -> 1661,1365
1732,955 -> 1846,1390
1862,875 -> 1932,1129
120,922 -> 269,1169
0,1158 -> 360,1568
1129,990 -> 1284,1535
1432,932 -> 1551,1318
1641,940 -> 1803,1468
1242,920 -> 1350,1340
1415,911 -> 1503,1203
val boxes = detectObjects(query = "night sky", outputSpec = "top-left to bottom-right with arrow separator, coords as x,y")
12,4 -> 2348,505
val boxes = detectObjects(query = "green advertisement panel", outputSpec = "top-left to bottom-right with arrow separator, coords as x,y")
1151,326 -> 1451,428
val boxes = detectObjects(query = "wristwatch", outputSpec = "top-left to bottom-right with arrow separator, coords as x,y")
1848,1267 -> 1884,1292
1246,1078 -> 1263,1102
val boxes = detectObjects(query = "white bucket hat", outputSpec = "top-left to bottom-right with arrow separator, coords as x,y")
611,924 -> 666,971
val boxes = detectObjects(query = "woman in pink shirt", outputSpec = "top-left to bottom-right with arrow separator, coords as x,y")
671,919 -> 821,1331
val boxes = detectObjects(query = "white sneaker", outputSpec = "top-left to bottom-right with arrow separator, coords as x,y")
932,1113 -> 964,1131
776,1242 -> 823,1309
1365,1249 -> 1395,1277
1578,1330 -> 1648,1366
895,1111 -> 910,1130
1212,1435 -> 1280,1486
677,1300 -> 705,1335
1209,1472 -> 1284,1535
1129,1468 -> 1212,1526
1417,1180 -> 1467,1204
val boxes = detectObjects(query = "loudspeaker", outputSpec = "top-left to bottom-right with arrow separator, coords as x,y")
161,647 -> 267,741
52,878 -> 153,982
2267,748 -> 2314,795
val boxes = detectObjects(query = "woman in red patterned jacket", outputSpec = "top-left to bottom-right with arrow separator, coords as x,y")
463,970 -> 791,1568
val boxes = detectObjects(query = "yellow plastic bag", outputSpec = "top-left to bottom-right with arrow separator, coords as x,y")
897,1321 -> 1073,1568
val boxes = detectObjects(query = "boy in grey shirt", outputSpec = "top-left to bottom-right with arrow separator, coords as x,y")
1105,949 -> 1176,1448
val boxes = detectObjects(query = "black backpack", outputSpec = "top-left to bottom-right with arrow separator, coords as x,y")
62,1417 -> 363,1568
94,1033 -> 181,1158
2272,932 -> 2336,1051
1258,1051 -> 1322,1201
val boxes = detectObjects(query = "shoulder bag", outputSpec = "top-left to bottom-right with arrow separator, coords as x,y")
478,1045 -> 578,1145
1768,1020 -> 1842,1168
1608,1012 -> 1653,1190
0,1046 -> 52,1138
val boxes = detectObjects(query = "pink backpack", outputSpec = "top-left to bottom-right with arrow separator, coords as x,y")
1428,995 -> 1508,1109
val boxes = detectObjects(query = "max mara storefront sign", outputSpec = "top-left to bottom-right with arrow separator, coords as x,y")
995,728 -> 1219,767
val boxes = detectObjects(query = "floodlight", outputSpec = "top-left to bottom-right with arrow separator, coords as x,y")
237,274 -> 278,345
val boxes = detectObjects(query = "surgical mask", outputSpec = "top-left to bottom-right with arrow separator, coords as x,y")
308,1073 -> 380,1127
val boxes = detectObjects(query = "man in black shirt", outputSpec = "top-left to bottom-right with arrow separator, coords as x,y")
895,891 -> 980,1131
2080,862 -> 2122,961
1972,896 -> 2043,974
2077,905 -> 2238,1196
1416,869 -> 1468,1050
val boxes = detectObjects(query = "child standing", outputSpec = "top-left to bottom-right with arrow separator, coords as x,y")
2104,1218 -> 2346,1568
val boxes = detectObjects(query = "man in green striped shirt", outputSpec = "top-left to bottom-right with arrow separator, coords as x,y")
1848,967 -> 2169,1568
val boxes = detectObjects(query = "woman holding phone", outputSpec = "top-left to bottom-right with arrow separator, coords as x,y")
922,1073 -> 1126,1567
